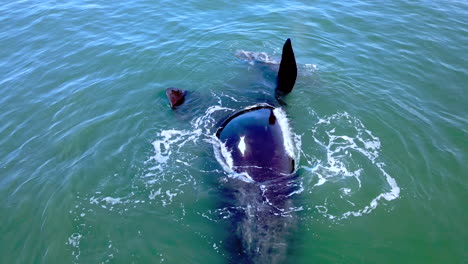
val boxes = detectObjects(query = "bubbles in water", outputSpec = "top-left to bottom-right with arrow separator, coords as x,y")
66,233 -> 82,260
300,111 -> 400,221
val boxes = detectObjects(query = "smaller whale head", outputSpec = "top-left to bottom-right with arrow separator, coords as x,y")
165,87 -> 186,108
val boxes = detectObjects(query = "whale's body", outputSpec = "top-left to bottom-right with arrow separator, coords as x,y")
216,105 -> 298,264
166,39 -> 299,263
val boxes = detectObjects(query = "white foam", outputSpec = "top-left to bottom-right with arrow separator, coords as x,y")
102,197 -> 122,205
66,233 -> 82,259
191,105 -> 234,134
341,188 -> 351,195
287,181 -> 304,197
305,63 -> 318,71
67,233 -> 82,247
149,129 -> 200,168
165,190 -> 177,201
243,103 -> 272,110
303,111 -> 400,220
142,103 -> 235,206
233,172 -> 255,183
273,108 -> 296,159
148,188 -> 162,200
217,138 -> 234,171
235,50 -> 279,64
89,195 -> 130,209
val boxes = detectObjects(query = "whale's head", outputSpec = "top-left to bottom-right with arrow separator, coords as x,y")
215,104 -> 295,182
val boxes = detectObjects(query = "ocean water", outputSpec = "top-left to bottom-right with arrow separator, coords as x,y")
0,0 -> 467,263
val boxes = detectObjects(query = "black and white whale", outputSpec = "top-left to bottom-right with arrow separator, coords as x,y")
167,39 -> 299,264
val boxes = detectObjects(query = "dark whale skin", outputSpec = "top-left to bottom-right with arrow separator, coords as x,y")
216,105 -> 294,182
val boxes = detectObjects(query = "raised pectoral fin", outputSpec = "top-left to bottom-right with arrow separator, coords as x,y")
276,38 -> 297,97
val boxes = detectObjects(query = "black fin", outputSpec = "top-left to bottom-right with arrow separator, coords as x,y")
276,38 -> 297,97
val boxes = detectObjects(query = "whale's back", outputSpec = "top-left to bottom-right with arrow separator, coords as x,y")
216,105 -> 294,181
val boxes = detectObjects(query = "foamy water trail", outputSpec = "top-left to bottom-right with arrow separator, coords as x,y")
301,111 -> 400,220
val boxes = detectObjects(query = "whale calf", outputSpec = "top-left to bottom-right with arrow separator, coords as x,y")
166,39 -> 299,263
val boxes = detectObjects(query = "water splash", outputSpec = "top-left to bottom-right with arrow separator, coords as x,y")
301,111 -> 400,220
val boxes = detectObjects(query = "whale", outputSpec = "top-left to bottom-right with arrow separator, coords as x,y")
166,39 -> 299,264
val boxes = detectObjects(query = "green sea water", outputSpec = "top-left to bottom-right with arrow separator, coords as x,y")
0,0 -> 467,263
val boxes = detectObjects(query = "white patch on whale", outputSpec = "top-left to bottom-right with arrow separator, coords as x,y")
238,136 -> 246,156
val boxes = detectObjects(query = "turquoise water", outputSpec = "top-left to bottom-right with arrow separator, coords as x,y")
1,0 -> 467,263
